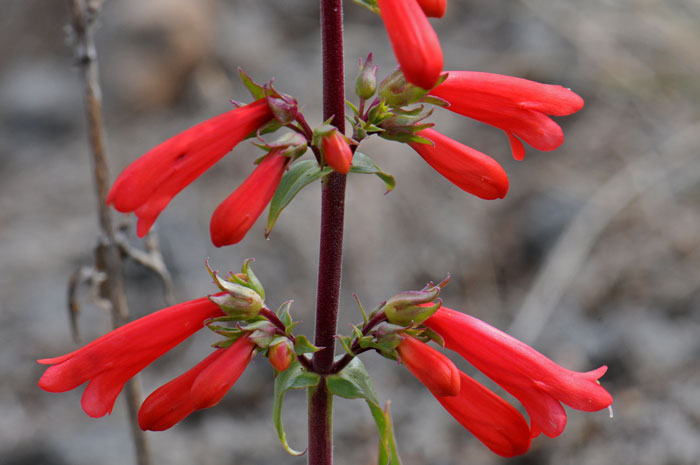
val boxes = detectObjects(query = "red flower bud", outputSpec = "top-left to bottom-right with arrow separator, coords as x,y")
396,335 -> 460,397
190,336 -> 256,410
408,128 -> 509,200
425,307 -> 613,438
416,0 -> 446,18
429,71 -> 584,160
321,130 -> 354,174
107,99 -> 272,237
38,297 -> 225,418
209,149 -> 289,247
377,0 -> 443,89
268,339 -> 294,372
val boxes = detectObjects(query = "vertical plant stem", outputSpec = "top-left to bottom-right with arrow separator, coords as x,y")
67,1 -> 151,464
309,1 -> 345,465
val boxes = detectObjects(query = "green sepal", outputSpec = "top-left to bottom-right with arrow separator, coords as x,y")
277,300 -> 294,328
266,160 -> 332,238
212,338 -> 236,349
349,152 -> 396,193
338,335 -> 356,356
326,358 -> 400,465
241,258 -> 265,301
239,68 -> 266,100
416,327 -> 445,347
352,0 -> 379,14
421,95 -> 450,108
273,362 -> 320,456
293,334 -> 322,355
354,294 -> 369,324
347,100 -> 361,117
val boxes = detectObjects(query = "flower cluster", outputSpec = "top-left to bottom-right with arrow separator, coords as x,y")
107,93 -> 299,247
370,0 -> 583,199
386,303 -> 612,456
38,262 -> 298,431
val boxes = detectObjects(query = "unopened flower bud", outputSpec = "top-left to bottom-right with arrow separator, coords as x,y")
209,283 -> 263,319
321,130 -> 354,174
356,54 -> 378,99
267,92 -> 298,124
378,68 -> 430,108
383,287 -> 442,326
268,339 -> 295,372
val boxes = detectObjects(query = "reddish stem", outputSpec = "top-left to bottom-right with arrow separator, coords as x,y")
309,1 -> 345,465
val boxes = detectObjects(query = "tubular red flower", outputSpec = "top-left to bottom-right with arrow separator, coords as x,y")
396,335 -> 460,397
425,307 -> 613,438
321,131 -> 353,174
377,0 -> 443,89
209,149 -> 289,247
138,336 -> 255,431
138,349 -> 226,431
416,0 -> 446,18
107,99 -> 273,237
408,128 -> 509,200
435,371 -> 532,457
429,71 -> 584,160
38,297 -> 225,418
190,336 -> 256,410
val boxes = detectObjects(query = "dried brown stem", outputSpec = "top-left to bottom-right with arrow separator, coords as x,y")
66,1 -> 152,464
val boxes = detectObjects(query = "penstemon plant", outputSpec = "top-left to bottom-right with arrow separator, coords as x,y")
40,0 -> 613,464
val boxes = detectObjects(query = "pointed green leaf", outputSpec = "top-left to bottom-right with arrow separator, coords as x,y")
267,160 -> 328,237
350,152 -> 396,192
326,358 -> 400,465
273,362 -> 320,456
293,334 -> 322,355
352,0 -> 380,14
379,402 -> 402,465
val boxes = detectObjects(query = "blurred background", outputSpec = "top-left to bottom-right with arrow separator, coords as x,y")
2,0 -> 700,464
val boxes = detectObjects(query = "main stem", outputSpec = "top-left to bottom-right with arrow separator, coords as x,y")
309,1 -> 345,465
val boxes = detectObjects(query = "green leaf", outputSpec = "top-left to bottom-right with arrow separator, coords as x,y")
350,152 -> 396,193
379,402 -> 402,465
352,0 -> 379,14
273,362 -> 320,456
326,358 -> 400,465
267,160 -> 328,237
293,334 -> 322,355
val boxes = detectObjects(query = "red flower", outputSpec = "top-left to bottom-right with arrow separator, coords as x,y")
429,71 -> 584,160
377,0 -> 443,89
138,336 -> 256,431
107,99 -> 273,237
408,128 -> 509,200
209,149 -> 289,247
436,371 -> 532,457
396,334 -> 460,397
425,307 -> 613,438
416,0 -> 446,18
321,130 -> 353,174
397,335 -> 531,456
38,297 -> 224,418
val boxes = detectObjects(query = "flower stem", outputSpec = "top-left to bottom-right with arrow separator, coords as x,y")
309,1 -> 345,465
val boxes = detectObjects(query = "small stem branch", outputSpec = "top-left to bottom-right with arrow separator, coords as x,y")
309,1 -> 345,465
67,1 -> 151,464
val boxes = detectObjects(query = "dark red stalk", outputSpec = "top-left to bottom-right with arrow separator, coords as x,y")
309,1 -> 345,465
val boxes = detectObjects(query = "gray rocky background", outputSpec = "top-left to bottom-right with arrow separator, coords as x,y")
2,0 -> 700,464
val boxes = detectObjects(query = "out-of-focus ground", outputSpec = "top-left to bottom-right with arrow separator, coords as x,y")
2,0 -> 700,464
